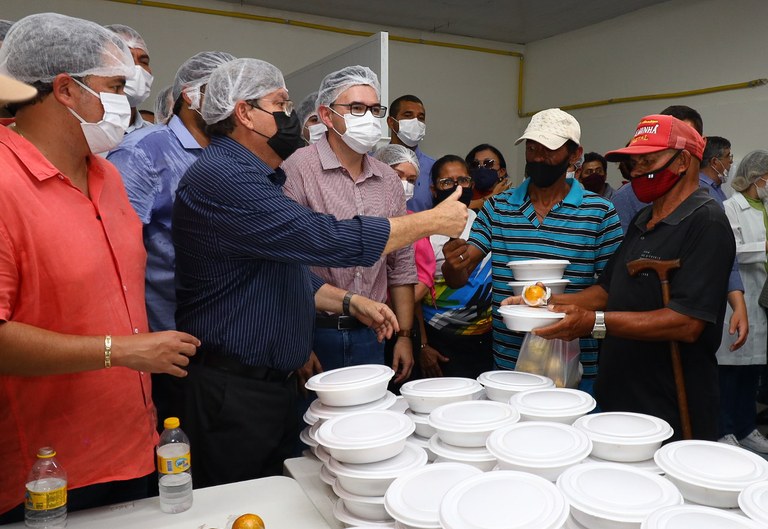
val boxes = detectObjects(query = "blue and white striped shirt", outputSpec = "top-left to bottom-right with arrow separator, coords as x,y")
173,135 -> 391,370
468,178 -> 623,377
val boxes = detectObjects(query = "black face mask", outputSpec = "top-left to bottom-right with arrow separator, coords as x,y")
470,167 -> 499,192
434,185 -> 473,207
267,111 -> 303,160
526,157 -> 570,188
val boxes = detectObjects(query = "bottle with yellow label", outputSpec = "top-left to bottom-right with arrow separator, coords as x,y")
25,446 -> 67,528
157,417 -> 193,513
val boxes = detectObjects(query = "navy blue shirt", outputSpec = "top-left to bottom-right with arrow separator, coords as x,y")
173,136 -> 390,370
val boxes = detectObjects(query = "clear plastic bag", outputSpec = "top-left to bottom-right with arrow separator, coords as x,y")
515,333 -> 582,388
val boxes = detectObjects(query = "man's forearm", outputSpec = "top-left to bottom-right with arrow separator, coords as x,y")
550,284 -> 609,310
389,284 -> 415,330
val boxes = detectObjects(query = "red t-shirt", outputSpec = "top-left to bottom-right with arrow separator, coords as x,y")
0,125 -> 157,514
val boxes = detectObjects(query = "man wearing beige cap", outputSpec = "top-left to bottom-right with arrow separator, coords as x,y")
515,114 -> 735,441
443,108 -> 623,395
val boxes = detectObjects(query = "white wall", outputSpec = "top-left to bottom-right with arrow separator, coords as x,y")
3,0 -> 521,167
522,0 -> 768,186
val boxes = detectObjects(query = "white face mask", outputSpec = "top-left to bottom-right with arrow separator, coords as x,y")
713,159 -> 729,183
396,118 -> 426,147
68,78 -> 131,153
184,86 -> 202,110
756,178 -> 768,201
330,107 -> 381,154
124,65 -> 154,107
401,179 -> 415,201
566,171 -> 576,180
308,123 -> 327,144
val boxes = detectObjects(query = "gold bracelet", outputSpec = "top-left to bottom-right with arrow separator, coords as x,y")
104,335 -> 112,368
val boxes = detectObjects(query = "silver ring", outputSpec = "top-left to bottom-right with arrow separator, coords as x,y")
459,254 -> 465,261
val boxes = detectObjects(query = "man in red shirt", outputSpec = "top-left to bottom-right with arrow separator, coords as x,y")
0,14 -> 199,522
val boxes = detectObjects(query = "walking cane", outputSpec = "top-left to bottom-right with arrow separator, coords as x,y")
626,258 -> 692,440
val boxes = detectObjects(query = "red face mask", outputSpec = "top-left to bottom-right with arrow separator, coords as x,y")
630,151 -> 683,203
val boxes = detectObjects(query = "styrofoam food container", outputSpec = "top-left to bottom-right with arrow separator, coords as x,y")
506,259 -> 570,280
303,408 -> 321,426
487,421 -> 592,481
320,463 -> 337,487
439,470 -> 570,529
507,278 -> 571,295
583,454 -> 663,475
333,481 -> 391,521
334,498 -> 396,528
406,434 -> 437,463
399,377 -> 484,414
327,443 -> 428,497
511,388 -> 596,424
477,370 -> 555,402
405,408 -> 435,439
739,480 -> 768,526
300,425 -> 318,448
390,395 -> 409,414
429,434 -> 496,471
306,365 -> 395,407
655,440 -> 768,508
573,412 -> 673,462
641,504 -> 763,529
384,462 -> 483,529
557,462 -> 683,529
498,305 -> 566,332
316,410 -> 415,464
310,391 -> 398,421
315,444 -> 331,464
428,400 -> 520,447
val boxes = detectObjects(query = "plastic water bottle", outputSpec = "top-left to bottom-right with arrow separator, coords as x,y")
25,447 -> 67,528
157,417 -> 193,513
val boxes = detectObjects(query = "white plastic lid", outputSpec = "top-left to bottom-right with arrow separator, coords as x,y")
557,462 -> 682,523
508,279 -> 570,287
390,396 -> 409,414
334,498 -> 396,528
320,463 -> 336,486
315,445 -> 331,464
299,425 -> 318,448
308,420 -> 322,442
641,504 -> 764,529
333,481 -> 388,505
511,388 -> 596,418
477,370 -> 555,392
428,434 -> 495,463
310,391 -> 397,420
439,470 -> 570,529
739,480 -> 768,525
583,454 -> 663,474
497,305 -> 566,320
303,409 -> 320,426
487,421 -> 592,467
573,412 -> 673,445
400,377 -> 483,398
654,440 -> 768,490
327,442 -> 427,479
428,400 -> 520,432
306,364 -> 394,392
405,408 -> 429,425
506,259 -> 570,268
316,410 -> 415,450
384,462 -> 483,528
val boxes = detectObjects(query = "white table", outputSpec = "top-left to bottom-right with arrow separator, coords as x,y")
283,456 -> 343,529
7,476 -> 332,529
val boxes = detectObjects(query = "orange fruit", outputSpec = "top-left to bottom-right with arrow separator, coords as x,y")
232,513 -> 265,529
523,285 -> 546,303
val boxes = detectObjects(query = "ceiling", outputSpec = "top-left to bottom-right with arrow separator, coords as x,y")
219,0 -> 673,44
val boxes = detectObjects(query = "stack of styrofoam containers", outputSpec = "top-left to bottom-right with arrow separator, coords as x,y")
477,370 -> 554,403
399,378 -> 486,466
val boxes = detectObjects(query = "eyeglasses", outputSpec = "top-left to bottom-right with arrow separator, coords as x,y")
248,98 -> 294,116
330,102 -> 387,118
720,153 -> 734,161
436,176 -> 473,190
581,169 -> 606,177
469,158 -> 497,170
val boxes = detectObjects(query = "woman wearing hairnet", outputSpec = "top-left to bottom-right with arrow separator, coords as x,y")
717,150 -> 768,452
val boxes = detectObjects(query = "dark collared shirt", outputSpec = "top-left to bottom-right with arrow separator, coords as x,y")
173,135 -> 390,370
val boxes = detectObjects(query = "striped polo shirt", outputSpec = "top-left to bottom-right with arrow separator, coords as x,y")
468,178 -> 623,377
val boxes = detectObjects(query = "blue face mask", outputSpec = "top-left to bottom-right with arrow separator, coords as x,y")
470,167 -> 499,192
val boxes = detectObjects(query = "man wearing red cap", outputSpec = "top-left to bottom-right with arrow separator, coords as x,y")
507,114 -> 735,441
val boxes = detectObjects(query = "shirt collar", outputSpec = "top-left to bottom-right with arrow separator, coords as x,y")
316,133 -> 382,180
508,177 -> 583,207
699,171 -> 721,189
0,121 -> 62,182
634,188 -> 713,230
168,115 -> 202,150
210,134 -> 283,184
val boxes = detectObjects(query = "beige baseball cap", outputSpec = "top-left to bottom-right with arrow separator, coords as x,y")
0,73 -> 36,103
515,108 -> 581,150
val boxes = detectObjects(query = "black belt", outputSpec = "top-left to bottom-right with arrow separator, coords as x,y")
315,314 -> 366,330
193,353 -> 294,383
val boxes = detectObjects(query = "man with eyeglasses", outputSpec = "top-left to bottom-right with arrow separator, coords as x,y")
443,108 -> 623,395
172,59 -> 467,487
283,65 -> 419,388
578,152 -> 616,200
699,136 -> 733,202
514,114 -> 735,441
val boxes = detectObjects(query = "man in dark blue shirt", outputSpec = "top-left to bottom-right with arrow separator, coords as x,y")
172,58 -> 467,487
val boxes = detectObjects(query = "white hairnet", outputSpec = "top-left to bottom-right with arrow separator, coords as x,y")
104,23 -> 148,53
202,57 -> 285,125
172,51 -> 236,102
154,85 -> 174,125
731,150 -> 768,192
297,91 -> 319,127
373,144 -> 420,173
0,20 -> 14,44
0,13 -> 134,84
316,65 -> 380,109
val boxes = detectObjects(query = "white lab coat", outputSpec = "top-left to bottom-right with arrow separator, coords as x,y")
717,192 -> 768,365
